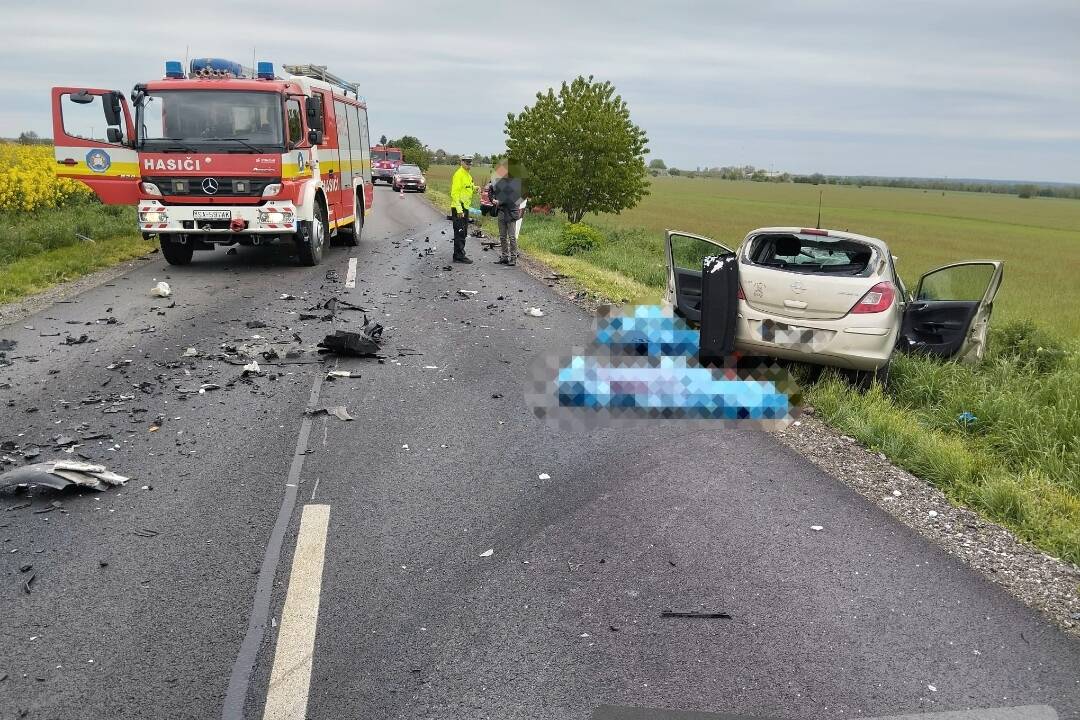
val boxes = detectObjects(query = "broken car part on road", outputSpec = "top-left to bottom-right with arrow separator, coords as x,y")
0,461 -> 129,493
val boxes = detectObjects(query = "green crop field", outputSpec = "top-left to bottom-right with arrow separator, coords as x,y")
428,165 -> 1080,338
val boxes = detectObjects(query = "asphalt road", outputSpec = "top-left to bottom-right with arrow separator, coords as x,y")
1,187 -> 1077,720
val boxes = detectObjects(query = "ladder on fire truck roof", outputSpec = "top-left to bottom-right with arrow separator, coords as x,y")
282,64 -> 360,99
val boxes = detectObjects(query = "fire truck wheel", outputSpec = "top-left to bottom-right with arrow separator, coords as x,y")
296,202 -> 327,266
338,211 -> 362,247
160,236 -> 194,266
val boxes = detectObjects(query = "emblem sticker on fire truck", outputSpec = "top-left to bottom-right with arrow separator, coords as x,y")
297,152 -> 306,173
86,149 -> 111,173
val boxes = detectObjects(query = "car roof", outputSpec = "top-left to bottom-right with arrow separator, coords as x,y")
746,227 -> 889,252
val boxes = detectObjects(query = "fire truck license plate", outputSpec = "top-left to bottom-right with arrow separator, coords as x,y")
193,210 -> 231,221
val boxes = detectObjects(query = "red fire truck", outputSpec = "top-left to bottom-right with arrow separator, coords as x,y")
370,145 -> 403,185
51,59 -> 373,266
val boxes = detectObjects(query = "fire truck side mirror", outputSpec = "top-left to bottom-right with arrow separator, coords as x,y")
106,127 -> 123,144
308,129 -> 324,146
305,96 -> 324,132
102,92 -> 123,128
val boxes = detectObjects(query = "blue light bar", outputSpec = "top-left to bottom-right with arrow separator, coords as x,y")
257,61 -> 274,79
164,60 -> 184,79
189,57 -> 250,78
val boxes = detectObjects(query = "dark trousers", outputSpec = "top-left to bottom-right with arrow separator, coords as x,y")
451,206 -> 469,258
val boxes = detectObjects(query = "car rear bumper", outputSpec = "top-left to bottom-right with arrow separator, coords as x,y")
734,309 -> 897,370
137,199 -> 298,235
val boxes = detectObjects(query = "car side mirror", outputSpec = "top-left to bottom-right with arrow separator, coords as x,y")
106,127 -> 123,143
305,96 -> 324,132
308,129 -> 323,146
70,90 -> 94,105
102,92 -> 123,127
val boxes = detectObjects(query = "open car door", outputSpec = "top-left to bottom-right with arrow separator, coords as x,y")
51,87 -> 140,204
665,230 -> 734,324
899,260 -> 1003,363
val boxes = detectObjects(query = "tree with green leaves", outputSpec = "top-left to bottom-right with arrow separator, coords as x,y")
505,75 -> 649,223
649,158 -> 666,170
379,134 -> 388,146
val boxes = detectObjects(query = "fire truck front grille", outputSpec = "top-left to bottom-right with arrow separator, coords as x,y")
145,177 -> 279,197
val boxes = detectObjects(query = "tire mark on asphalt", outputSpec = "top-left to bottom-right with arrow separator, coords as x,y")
221,373 -> 325,720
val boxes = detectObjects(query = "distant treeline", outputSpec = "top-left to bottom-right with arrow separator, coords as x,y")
790,173 -> 1080,200
665,164 -> 1080,199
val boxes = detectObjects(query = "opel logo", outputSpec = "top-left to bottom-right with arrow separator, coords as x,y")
201,177 -> 219,195
790,281 -> 806,294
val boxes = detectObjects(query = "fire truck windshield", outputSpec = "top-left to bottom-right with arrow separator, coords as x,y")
138,90 -> 284,152
373,149 -> 402,162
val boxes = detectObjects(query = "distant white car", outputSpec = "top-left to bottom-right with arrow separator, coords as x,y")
664,227 -> 1003,385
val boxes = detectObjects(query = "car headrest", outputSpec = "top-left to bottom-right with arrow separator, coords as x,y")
774,235 -> 802,257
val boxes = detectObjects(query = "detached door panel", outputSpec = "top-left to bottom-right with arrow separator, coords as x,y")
900,261 -> 1003,361
51,87 -> 140,204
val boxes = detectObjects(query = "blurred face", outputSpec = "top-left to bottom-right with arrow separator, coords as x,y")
494,164 -> 508,178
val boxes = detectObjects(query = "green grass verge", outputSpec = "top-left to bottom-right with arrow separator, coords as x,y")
425,178 -> 1080,565
0,202 -> 153,304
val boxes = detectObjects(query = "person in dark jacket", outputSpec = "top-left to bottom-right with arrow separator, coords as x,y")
491,160 -> 524,265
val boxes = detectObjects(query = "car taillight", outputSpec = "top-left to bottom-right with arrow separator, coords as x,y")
850,281 -> 895,313
736,286 -> 745,300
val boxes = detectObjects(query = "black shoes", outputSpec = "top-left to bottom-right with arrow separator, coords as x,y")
453,256 -> 474,264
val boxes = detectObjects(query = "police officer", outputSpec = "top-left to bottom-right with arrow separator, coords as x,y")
449,155 -> 477,263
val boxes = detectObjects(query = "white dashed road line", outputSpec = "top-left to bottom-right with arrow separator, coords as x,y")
345,257 -> 357,288
261,503 -> 331,720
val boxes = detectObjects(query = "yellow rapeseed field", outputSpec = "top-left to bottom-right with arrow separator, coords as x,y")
0,142 -> 92,211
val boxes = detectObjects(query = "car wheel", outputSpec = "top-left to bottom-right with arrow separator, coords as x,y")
296,202 -> 327,266
160,236 -> 194,266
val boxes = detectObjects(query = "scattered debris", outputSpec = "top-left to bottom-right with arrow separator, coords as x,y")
457,290 -> 479,298
0,461 -> 129,493
279,293 -> 296,300
63,334 -> 91,345
23,573 -> 36,594
245,320 -> 268,329
0,340 -> 16,352
957,411 -> 977,426
150,281 -> 172,298
181,347 -> 200,357
318,320 -> 384,357
479,548 -> 494,558
242,361 -> 263,377
149,414 -> 164,432
325,370 -> 356,380
525,307 -> 545,317
660,610 -> 732,619
132,528 -> 159,538
810,525 -> 824,531
307,405 -> 354,421
538,473 -> 551,480
491,393 -> 503,399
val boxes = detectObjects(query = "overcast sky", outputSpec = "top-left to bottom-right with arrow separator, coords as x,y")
5,0 -> 1078,182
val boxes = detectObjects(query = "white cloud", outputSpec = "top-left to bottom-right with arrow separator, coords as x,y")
2,0 -> 1077,181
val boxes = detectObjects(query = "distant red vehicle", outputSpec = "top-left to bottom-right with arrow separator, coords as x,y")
371,145 -> 403,184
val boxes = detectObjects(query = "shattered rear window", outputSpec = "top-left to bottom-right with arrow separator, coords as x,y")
747,234 -> 876,277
